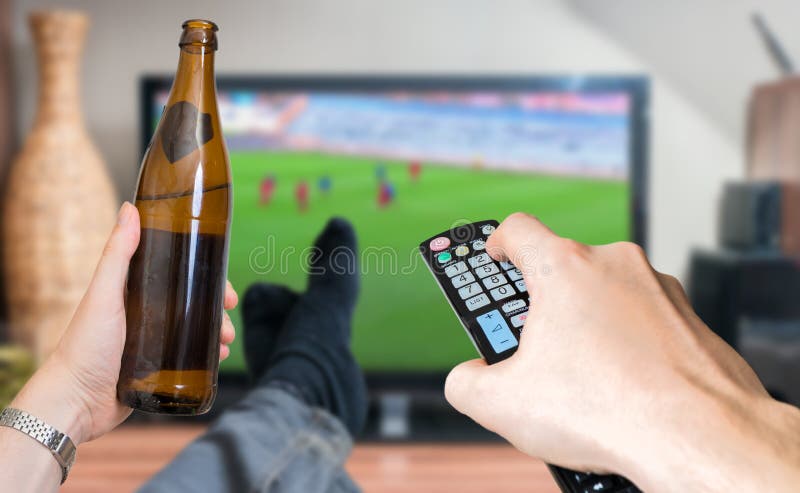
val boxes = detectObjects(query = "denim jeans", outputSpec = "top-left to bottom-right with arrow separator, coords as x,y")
138,385 -> 361,493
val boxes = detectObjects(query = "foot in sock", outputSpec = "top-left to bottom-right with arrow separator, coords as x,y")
242,283 -> 298,381
304,216 -> 360,316
257,217 -> 367,436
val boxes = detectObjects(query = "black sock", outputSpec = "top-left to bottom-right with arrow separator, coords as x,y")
259,218 -> 367,436
242,283 -> 299,381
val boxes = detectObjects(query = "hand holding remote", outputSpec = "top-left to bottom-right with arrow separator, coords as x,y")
444,213 -> 800,493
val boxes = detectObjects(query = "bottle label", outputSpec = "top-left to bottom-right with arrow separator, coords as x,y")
160,101 -> 214,163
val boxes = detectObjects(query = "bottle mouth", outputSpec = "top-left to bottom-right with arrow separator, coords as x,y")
182,19 -> 218,32
179,19 -> 218,51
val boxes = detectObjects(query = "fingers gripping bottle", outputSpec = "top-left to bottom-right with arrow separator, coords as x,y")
117,20 -> 231,414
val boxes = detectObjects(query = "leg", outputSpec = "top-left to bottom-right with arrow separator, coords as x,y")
139,218 -> 366,493
138,385 -> 359,493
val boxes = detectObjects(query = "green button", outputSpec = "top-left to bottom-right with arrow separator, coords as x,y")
437,252 -> 452,264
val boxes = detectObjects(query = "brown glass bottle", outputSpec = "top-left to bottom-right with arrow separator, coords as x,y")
117,20 -> 231,415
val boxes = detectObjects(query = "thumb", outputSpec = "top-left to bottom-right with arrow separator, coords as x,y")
444,358 -> 493,418
84,202 -> 140,306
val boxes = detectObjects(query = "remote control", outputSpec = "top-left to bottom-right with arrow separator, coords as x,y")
419,220 -> 642,493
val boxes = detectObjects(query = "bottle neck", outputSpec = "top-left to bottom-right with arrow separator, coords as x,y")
166,47 -> 217,112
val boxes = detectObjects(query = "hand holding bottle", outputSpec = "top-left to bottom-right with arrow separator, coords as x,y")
9,203 -> 237,447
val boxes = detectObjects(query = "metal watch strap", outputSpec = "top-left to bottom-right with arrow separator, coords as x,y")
0,407 -> 77,484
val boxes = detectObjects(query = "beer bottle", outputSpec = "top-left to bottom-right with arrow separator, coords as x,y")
117,19 -> 231,414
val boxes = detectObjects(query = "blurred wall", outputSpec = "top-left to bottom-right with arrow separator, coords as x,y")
569,0 -> 797,146
10,0 -> 741,278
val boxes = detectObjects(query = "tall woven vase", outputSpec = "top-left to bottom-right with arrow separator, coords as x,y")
3,11 -> 117,362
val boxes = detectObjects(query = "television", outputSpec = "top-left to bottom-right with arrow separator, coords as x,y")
140,75 -> 649,426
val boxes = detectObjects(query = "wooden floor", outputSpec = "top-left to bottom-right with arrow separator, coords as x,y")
61,425 -> 558,493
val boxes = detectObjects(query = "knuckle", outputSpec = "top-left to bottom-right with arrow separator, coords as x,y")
553,238 -> 590,263
444,367 -> 478,408
613,241 -> 647,262
443,370 -> 463,405
503,212 -> 539,228
660,273 -> 679,286
660,273 -> 685,292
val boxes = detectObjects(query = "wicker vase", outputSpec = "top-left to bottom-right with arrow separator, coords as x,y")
2,11 -> 117,362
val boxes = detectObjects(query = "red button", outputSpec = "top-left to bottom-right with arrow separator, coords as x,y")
429,237 -> 451,252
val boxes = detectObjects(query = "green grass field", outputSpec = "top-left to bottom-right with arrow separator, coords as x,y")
222,151 -> 629,372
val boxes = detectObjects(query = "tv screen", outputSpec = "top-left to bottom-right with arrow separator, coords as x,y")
142,76 -> 648,375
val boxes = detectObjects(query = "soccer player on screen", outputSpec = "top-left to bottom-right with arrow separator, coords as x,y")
296,180 -> 309,212
377,181 -> 395,208
409,161 -> 421,182
318,175 -> 332,195
375,163 -> 387,181
259,174 -> 276,206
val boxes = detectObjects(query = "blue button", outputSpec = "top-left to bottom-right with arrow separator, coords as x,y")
475,309 -> 518,354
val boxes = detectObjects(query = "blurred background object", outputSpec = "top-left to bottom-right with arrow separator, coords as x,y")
718,181 -> 800,254
2,10 -> 116,362
0,0 -> 12,343
688,10 -> 800,408
0,344 -> 34,408
747,13 -> 800,182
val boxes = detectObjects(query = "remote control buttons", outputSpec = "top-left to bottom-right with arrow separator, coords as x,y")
437,252 -> 452,264
481,224 -> 495,235
451,272 -> 475,288
468,253 -> 492,268
490,284 -> 514,301
510,311 -> 528,328
465,293 -> 490,311
458,282 -> 483,299
429,237 -> 450,251
584,478 -> 616,492
454,245 -> 469,257
502,299 -> 526,313
507,268 -> 523,281
482,273 -> 508,289
475,309 -> 517,353
472,239 -> 486,250
515,280 -> 527,293
475,263 -> 500,278
444,261 -> 467,277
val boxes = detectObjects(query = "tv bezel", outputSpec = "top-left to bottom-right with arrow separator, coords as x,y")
140,74 -> 650,392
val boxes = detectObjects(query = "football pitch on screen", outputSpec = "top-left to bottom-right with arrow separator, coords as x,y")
222,151 -> 629,372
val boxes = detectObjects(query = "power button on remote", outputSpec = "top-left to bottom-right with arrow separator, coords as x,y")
429,237 -> 450,251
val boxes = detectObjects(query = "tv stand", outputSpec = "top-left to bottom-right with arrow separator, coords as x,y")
362,388 -> 500,442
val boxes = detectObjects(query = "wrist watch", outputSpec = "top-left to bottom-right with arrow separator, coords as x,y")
0,407 -> 77,484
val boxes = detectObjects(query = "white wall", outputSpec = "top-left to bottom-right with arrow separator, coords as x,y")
569,0 -> 799,145
11,0 -> 741,278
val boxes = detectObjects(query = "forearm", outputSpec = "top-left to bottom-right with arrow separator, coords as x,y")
627,387 -> 800,493
0,358 -> 89,493
0,426 -> 62,493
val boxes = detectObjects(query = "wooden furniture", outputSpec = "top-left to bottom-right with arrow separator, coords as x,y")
747,78 -> 800,182
61,425 -> 559,493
